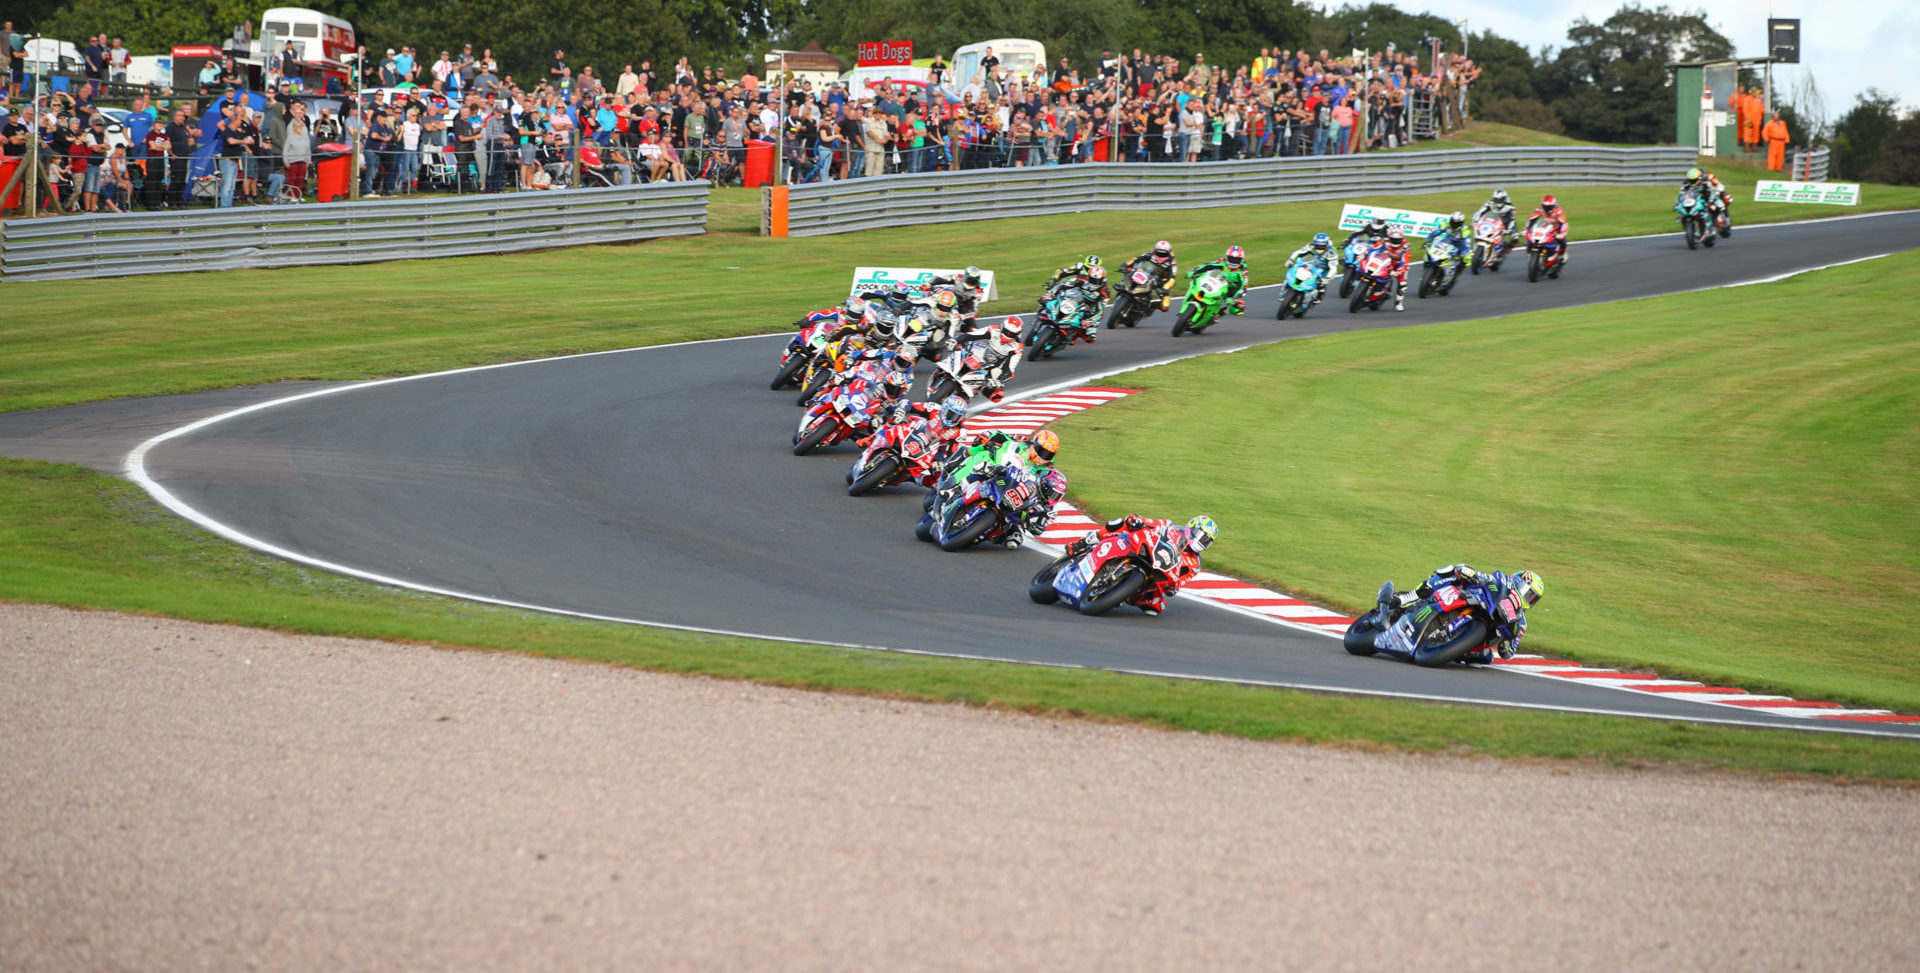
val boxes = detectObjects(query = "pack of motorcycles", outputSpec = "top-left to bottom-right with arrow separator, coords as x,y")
764,251 -> 1546,661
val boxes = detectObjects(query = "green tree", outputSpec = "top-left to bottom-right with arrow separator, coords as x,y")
35,0 -> 260,54
1831,89 -> 1899,181
1309,3 -> 1458,60
1861,113 -> 1920,187
1535,4 -> 1733,144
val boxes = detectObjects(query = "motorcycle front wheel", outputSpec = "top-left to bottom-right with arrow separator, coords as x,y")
1348,282 -> 1369,314
793,419 -> 837,456
848,454 -> 900,497
1343,611 -> 1384,656
771,355 -> 806,391
1029,558 -> 1067,604
1471,244 -> 1485,275
1104,297 -> 1130,331
1171,304 -> 1194,336
1338,269 -> 1356,299
1419,265 -> 1438,299
1276,289 -> 1299,320
1026,326 -> 1058,363
1078,563 -> 1147,616
1684,220 -> 1699,250
1527,252 -> 1543,283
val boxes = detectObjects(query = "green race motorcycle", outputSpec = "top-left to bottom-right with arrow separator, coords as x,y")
1172,270 -> 1235,337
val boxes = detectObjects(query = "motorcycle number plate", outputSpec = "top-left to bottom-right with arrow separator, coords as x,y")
1379,615 -> 1416,653
1056,559 -> 1092,600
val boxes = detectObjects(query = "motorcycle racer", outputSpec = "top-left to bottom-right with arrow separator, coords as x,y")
1062,514 -> 1219,615
1683,166 -> 1733,224
1187,245 -> 1251,315
926,265 -> 987,317
940,428 -> 1065,548
1363,228 -> 1411,311
1122,240 -> 1180,312
964,315 -> 1025,402
1283,233 -> 1340,308
1344,217 -> 1389,252
1384,564 -> 1545,662
1526,194 -> 1570,267
1473,190 -> 1518,247
1425,212 -> 1471,282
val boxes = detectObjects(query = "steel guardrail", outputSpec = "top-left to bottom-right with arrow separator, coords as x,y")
1,181 -> 710,282
772,146 -> 1698,237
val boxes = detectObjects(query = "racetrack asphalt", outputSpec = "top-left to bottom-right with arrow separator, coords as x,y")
10,210 -> 1920,737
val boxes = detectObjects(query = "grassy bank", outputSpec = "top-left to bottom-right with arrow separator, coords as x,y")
3,456 -> 1917,779
1055,251 -> 1920,713
4,176 -> 1915,414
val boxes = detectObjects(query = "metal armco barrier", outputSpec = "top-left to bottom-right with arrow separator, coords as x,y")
1,182 -> 710,282
768,146 -> 1698,237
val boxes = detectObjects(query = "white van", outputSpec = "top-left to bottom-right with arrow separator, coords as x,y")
949,39 -> 1046,97
22,37 -> 83,75
126,55 -> 173,88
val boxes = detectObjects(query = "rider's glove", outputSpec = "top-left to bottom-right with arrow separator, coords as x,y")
1496,639 -> 1517,660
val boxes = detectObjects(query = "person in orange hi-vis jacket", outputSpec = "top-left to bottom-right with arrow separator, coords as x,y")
1746,90 -> 1766,147
1763,113 -> 1790,171
1733,85 -> 1756,148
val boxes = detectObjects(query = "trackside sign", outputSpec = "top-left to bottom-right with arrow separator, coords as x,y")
1754,180 -> 1860,205
1337,203 -> 1449,236
851,267 -> 999,301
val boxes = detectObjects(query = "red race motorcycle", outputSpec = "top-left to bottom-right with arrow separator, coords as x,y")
846,418 -> 950,496
1346,246 -> 1398,313
794,369 -> 891,456
1029,524 -> 1195,616
1526,221 -> 1565,282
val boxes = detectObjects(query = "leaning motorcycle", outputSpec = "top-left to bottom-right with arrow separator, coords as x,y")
1172,270 -> 1233,336
1106,263 -> 1160,329
1341,575 -> 1526,667
793,371 -> 889,455
1469,216 -> 1509,274
1675,189 -> 1714,250
1346,247 -> 1396,313
1025,286 -> 1098,361
916,463 -> 1044,552
1275,260 -> 1326,320
1028,525 -> 1186,617
846,418 -> 947,496
1338,236 -> 1370,298
771,317 -> 834,391
795,330 -> 866,406
1525,222 -> 1565,282
1418,236 -> 1464,298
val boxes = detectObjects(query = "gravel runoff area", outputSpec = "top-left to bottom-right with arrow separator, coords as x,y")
4,603 -> 1917,971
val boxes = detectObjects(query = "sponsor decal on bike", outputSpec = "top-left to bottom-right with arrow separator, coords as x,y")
850,267 -> 1000,301
1753,180 -> 1859,205
1336,204 -> 1449,236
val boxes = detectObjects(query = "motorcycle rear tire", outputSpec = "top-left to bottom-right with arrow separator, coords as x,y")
914,513 -> 935,543
1029,558 -> 1067,604
939,504 -> 998,552
793,419 -> 836,456
1411,616 -> 1491,668
1078,564 -> 1147,617
771,356 -> 806,391
848,455 -> 900,497
1343,612 -> 1384,657
1703,232 -> 1715,248
1171,305 -> 1193,337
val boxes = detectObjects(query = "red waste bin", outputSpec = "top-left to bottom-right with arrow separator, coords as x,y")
315,143 -> 352,202
742,139 -> 776,188
0,156 -> 22,209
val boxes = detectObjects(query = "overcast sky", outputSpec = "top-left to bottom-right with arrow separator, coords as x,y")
1430,1 -> 1914,118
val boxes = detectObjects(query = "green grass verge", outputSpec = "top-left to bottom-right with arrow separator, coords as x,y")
1054,250 -> 1920,715
3,174 -> 1915,414
3,455 -> 1917,779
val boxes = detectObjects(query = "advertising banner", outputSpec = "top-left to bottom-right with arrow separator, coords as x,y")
1753,180 -> 1860,205
856,41 -> 914,67
850,267 -> 998,302
1336,203 -> 1449,236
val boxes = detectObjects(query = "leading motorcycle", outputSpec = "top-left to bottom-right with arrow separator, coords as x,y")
1469,216 -> 1509,275
1341,575 -> 1526,667
793,368 -> 890,455
1025,285 -> 1099,361
1172,270 -> 1234,336
1418,236 -> 1465,298
1525,222 -> 1565,282
846,416 -> 949,496
1346,246 -> 1396,313
1275,260 -> 1326,320
1675,188 -> 1716,250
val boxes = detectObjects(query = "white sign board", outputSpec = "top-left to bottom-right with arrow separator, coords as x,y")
850,267 -> 999,302
1754,180 -> 1860,206
1336,204 -> 1449,237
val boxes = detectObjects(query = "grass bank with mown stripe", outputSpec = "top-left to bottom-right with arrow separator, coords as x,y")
3,169 -> 1915,413
2,455 -> 1917,780
1054,250 -> 1920,714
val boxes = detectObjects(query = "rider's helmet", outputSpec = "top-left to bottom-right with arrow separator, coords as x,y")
1366,217 -> 1388,237
1311,232 -> 1331,251
1385,227 -> 1406,247
1447,211 -> 1465,232
1042,468 -> 1068,501
1184,515 -> 1218,553
991,316 -> 1023,353
1027,429 -> 1059,466
1685,166 -> 1703,183
1512,570 -> 1545,607
963,265 -> 984,288
1153,239 -> 1173,261
1089,265 -> 1108,282
1224,245 -> 1245,268
842,296 -> 869,319
1541,194 -> 1559,215
891,350 -> 916,372
933,289 -> 958,312
938,395 -> 968,429
1084,254 -> 1102,268
1491,189 -> 1509,206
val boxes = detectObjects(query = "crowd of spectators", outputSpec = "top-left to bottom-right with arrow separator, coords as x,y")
1,21 -> 1480,214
